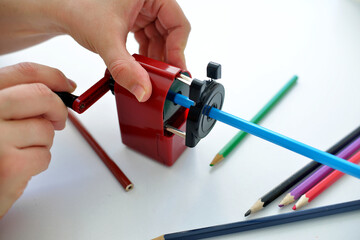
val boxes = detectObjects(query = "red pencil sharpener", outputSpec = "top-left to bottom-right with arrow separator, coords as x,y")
114,54 -> 190,166
61,54 -> 225,166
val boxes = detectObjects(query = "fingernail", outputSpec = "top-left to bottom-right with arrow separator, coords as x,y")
131,84 -> 146,102
68,79 -> 77,92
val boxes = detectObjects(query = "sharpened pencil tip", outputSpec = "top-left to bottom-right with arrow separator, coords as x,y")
292,205 -> 296,210
210,154 -> 224,166
295,195 -> 309,210
152,236 -> 165,240
279,194 -> 295,207
244,210 -> 251,217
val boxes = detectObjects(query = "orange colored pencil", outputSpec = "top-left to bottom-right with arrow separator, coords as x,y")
68,110 -> 133,191
294,150 -> 360,210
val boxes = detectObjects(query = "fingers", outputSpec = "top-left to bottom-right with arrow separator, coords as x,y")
135,23 -> 165,62
13,147 -> 52,176
0,63 -> 62,217
134,30 -> 149,57
0,83 -> 68,130
104,0 -> 190,102
100,31 -> 152,102
0,146 -> 51,218
157,0 -> 190,69
0,63 -> 69,217
133,0 -> 191,70
0,118 -> 55,149
0,62 -> 76,92
0,147 -> 51,180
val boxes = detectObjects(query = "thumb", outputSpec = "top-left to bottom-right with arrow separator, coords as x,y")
100,40 -> 152,102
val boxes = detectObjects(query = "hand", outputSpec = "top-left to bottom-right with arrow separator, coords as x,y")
0,63 -> 76,218
0,0 -> 190,102
54,0 -> 190,102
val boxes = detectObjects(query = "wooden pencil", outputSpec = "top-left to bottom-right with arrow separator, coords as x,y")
245,125 -> 360,216
67,110 -> 133,191
153,199 -> 360,240
279,136 -> 360,207
294,150 -> 360,210
210,75 -> 298,166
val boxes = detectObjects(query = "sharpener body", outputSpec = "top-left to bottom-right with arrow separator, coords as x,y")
114,54 -> 189,166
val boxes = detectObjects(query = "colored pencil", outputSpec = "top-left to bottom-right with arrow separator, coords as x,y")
153,199 -> 360,240
210,75 -> 298,166
244,125 -> 360,216
279,136 -> 360,207
172,93 -> 360,179
294,150 -> 360,210
68,110 -> 133,191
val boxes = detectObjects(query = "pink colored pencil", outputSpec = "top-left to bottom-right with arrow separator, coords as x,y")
279,136 -> 360,207
294,150 -> 360,210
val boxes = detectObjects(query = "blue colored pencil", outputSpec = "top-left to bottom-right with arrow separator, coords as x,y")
170,93 -> 360,179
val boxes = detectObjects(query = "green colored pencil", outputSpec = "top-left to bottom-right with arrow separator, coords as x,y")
210,75 -> 298,166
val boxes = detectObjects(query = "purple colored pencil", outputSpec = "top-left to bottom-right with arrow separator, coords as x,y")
279,136 -> 360,207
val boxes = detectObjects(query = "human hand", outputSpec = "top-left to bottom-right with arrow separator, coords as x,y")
52,0 -> 190,102
0,0 -> 190,102
0,63 -> 76,218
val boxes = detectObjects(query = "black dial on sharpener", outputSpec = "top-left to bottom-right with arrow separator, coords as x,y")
185,62 -> 225,147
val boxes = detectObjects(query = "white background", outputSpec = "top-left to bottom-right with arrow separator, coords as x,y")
1,0 -> 360,239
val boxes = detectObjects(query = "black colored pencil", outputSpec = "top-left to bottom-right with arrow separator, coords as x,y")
245,125 -> 360,216
153,199 -> 360,240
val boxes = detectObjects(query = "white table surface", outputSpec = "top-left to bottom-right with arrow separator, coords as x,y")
1,0 -> 360,239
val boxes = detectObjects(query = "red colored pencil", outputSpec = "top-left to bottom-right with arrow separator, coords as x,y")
294,150 -> 360,210
67,110 -> 133,191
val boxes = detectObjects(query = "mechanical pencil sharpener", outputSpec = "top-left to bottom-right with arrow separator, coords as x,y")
58,54 -> 225,166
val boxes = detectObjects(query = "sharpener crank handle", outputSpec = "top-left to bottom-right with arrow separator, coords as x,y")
55,71 -> 114,114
